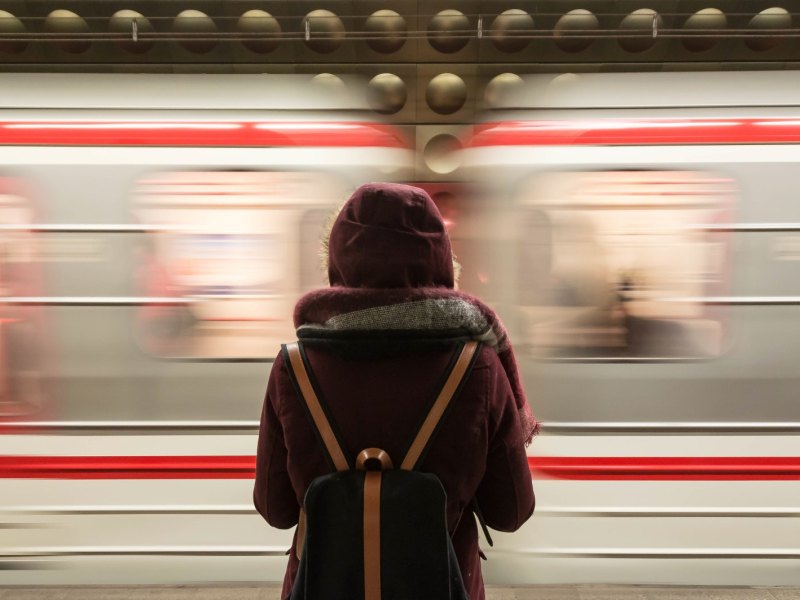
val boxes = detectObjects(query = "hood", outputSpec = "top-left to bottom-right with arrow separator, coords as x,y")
327,183 -> 454,289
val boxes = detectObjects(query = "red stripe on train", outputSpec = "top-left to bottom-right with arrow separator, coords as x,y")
531,456 -> 800,480
470,118 -> 800,147
0,455 -> 256,479
0,122 -> 407,148
1,455 -> 800,480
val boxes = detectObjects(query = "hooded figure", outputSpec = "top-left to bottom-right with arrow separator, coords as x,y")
254,183 -> 536,600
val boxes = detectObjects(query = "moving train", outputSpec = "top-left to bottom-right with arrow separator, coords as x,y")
0,73 -> 414,584
464,71 -> 800,585
1,72 -> 799,586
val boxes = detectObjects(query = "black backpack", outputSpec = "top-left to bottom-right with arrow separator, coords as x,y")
282,340 -> 480,600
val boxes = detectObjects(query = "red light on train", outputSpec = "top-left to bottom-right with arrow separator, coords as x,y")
469,117 -> 800,147
0,121 -> 407,148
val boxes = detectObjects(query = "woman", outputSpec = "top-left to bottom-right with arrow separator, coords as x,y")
254,183 -> 536,600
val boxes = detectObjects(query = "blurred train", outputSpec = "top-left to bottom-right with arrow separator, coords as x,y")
463,71 -> 800,586
0,73 -> 414,584
1,72 -> 799,586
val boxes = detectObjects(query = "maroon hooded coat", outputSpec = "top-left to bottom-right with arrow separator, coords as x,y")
254,183 -> 535,600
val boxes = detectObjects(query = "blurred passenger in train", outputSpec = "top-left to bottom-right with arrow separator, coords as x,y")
135,235 -> 197,355
615,272 -> 703,358
254,183 -> 537,600
0,233 -> 48,417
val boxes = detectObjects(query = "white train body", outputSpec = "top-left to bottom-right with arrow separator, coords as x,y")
0,74 -> 412,584
1,72 -> 799,586
464,71 -> 800,585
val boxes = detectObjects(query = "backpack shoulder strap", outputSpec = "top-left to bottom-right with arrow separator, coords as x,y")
282,341 -> 350,472
400,340 -> 480,471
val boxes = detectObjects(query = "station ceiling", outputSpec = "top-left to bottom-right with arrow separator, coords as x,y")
0,1 -> 796,72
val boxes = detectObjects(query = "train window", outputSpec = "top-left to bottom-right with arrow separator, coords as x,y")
0,179 -> 46,418
133,171 -> 345,359
515,171 -> 734,359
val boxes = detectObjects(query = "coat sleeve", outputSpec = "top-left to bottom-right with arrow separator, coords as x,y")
253,353 -> 300,529
474,356 -> 535,532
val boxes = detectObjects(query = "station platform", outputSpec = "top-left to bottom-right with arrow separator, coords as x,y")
1,586 -> 799,599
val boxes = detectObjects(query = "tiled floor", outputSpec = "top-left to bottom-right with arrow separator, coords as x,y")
0,587 -> 798,599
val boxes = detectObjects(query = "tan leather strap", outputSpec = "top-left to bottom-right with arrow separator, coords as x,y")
363,471 -> 382,600
296,509 -> 306,559
400,341 -> 479,470
285,342 -> 349,472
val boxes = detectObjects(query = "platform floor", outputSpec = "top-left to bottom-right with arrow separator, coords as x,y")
1,586 -> 799,599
